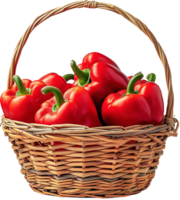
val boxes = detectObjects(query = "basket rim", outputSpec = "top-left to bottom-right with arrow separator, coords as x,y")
1,115 -> 178,140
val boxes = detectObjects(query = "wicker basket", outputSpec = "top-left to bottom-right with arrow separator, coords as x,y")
1,0 -> 179,198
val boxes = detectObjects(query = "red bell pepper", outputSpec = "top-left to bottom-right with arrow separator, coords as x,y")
102,72 -> 164,127
0,75 -> 52,123
35,86 -> 102,127
71,51 -> 124,85
74,51 -> 122,82
39,73 -> 74,94
65,60 -> 129,122
104,73 -> 157,144
80,51 -> 122,70
83,52 -> 120,69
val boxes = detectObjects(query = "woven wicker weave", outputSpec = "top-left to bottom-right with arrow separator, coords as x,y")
1,0 -> 179,198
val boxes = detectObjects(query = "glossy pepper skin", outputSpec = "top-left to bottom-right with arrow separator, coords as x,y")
35,86 -> 102,128
66,60 -> 129,122
102,73 -> 164,127
39,73 -> 74,94
73,52 -> 120,82
83,52 -> 120,69
0,75 -> 52,123
116,73 -> 156,144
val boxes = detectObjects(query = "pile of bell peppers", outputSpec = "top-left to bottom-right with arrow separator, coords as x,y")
0,52 -> 164,128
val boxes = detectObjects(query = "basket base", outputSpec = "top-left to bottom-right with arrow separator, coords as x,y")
22,165 -> 155,198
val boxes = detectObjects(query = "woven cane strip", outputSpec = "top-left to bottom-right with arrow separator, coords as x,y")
0,0 -> 179,199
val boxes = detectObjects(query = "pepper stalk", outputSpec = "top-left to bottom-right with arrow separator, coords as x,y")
41,86 -> 65,112
12,75 -> 31,97
146,73 -> 156,82
122,72 -> 157,97
63,74 -> 74,82
70,60 -> 90,87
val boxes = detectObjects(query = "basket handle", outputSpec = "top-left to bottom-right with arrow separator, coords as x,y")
7,0 -> 174,119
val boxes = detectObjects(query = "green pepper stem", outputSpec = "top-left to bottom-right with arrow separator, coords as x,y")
146,73 -> 156,82
63,74 -> 74,82
12,75 -> 30,96
41,86 -> 65,111
126,72 -> 144,94
70,60 -> 90,87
